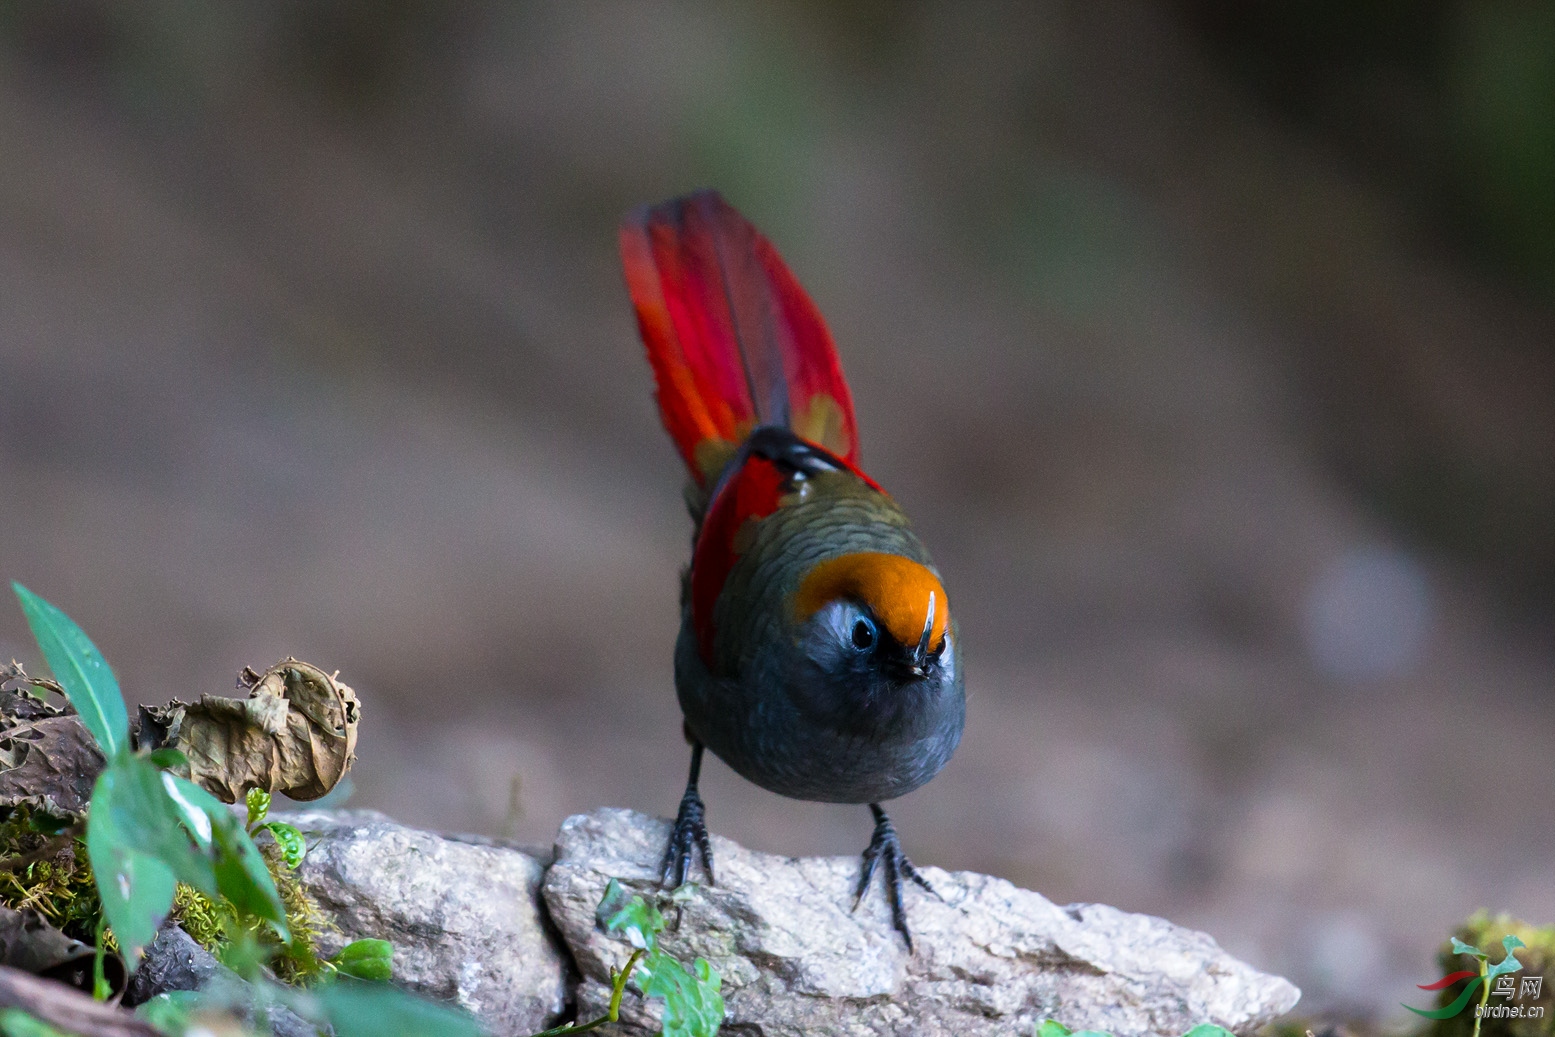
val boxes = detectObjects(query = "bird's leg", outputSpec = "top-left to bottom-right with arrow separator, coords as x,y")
853,803 -> 937,952
661,741 -> 714,888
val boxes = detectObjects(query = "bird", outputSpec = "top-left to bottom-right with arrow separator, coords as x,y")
618,190 -> 964,951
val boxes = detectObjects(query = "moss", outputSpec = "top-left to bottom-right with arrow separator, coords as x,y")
0,807 -> 101,944
171,884 -> 226,951
1457,911 -> 1555,965
1419,912 -> 1555,1037
2,806 -> 334,985
267,843 -> 333,984
167,842 -> 335,985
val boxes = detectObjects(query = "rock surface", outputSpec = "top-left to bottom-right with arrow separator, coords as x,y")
269,806 -> 1297,1036
281,809 -> 571,1034
124,924 -> 225,1006
125,924 -> 317,1037
543,809 -> 1300,1037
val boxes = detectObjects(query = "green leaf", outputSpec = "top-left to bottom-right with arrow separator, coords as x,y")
600,881 -> 665,953
136,990 -> 202,1033
12,583 -> 129,758
246,788 -> 271,827
1035,1021 -> 1114,1037
257,821 -> 305,869
216,929 -> 270,981
1182,1027 -> 1237,1037
102,765 -> 215,892
86,809 -> 178,964
595,878 -> 633,928
640,951 -> 724,1037
147,748 -> 189,771
312,979 -> 481,1037
1452,937 -> 1488,959
0,1008 -> 72,1037
1489,936 -> 1526,980
25,813 -> 73,835
331,939 -> 394,983
594,880 -> 722,1037
87,759 -> 205,962
166,775 -> 290,942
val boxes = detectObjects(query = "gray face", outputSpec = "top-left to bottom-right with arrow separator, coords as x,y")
786,598 -> 959,742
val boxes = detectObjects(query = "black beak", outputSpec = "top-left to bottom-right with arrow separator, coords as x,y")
911,592 -> 937,672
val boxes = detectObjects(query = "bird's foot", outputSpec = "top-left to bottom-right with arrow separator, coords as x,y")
660,784 -> 714,888
853,803 -> 938,953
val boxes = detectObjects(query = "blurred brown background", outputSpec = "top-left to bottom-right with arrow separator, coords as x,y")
1,0 -> 1552,1022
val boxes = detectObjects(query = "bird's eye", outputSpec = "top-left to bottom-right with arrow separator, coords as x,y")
851,617 -> 877,651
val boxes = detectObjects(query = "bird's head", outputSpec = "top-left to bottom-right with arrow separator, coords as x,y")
786,552 -> 957,735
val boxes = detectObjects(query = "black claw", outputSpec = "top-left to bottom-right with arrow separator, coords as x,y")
692,820 -> 715,885
884,851 -> 910,953
853,842 -> 882,910
661,743 -> 714,888
899,855 -> 940,899
853,803 -> 934,952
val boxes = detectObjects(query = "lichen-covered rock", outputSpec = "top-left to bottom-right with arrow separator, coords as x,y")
281,809 -> 570,1034
543,808 -> 1299,1037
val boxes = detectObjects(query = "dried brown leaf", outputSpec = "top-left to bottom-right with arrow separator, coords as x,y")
0,904 -> 93,976
141,659 -> 358,804
0,692 -> 104,820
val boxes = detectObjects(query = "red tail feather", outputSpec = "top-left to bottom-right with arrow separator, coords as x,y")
619,190 -> 860,487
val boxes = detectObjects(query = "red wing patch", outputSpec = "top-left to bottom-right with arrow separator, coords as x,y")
690,454 -> 788,665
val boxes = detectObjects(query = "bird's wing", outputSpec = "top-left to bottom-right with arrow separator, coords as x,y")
620,190 -> 860,488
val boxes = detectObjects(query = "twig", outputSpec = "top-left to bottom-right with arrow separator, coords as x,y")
0,830 -> 81,874
0,965 -> 158,1037
529,947 -> 646,1036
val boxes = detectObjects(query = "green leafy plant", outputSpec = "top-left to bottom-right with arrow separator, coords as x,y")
1431,913 -> 1555,1037
12,585 -> 477,1036
242,788 -> 393,986
531,879 -> 724,1037
245,788 -> 305,869
14,582 -> 288,968
165,786 -> 333,985
329,938 -> 395,983
1036,1021 -> 1236,1037
14,586 -> 128,758
308,979 -> 481,1037
133,990 -> 202,1034
137,973 -> 481,1037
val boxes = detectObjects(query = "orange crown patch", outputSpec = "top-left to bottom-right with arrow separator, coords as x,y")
793,552 -> 949,650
